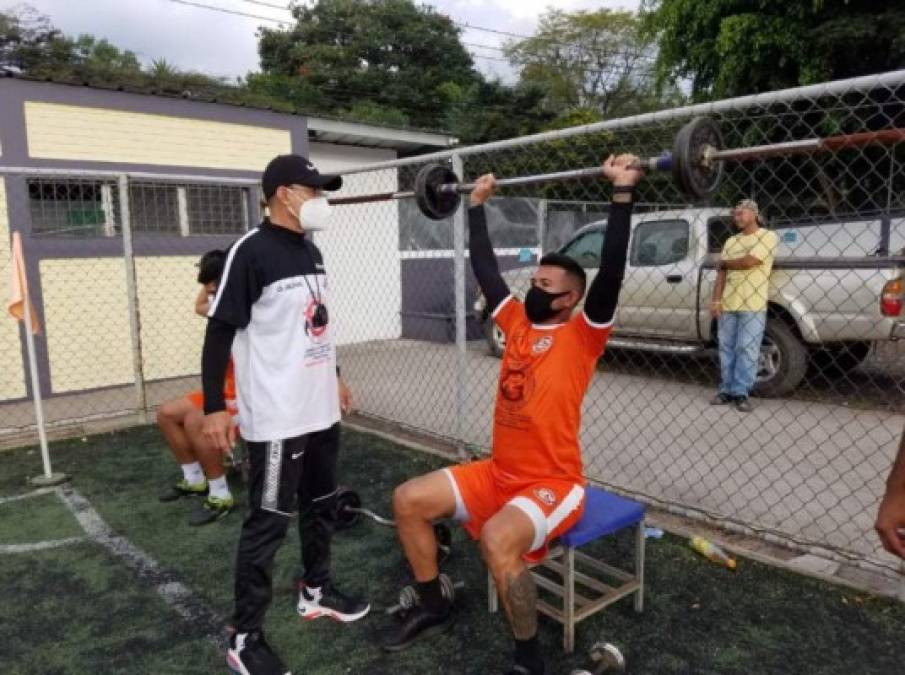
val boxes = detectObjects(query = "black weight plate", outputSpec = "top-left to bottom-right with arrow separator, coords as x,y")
673,116 -> 723,200
334,486 -> 362,531
414,164 -> 460,220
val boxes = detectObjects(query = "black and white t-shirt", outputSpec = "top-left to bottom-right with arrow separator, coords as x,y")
209,221 -> 339,442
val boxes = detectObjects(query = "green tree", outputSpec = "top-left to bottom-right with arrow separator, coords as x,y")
643,0 -> 905,99
72,35 -> 141,75
257,0 -> 477,129
0,4 -> 65,72
504,9 -> 668,118
443,80 -> 555,144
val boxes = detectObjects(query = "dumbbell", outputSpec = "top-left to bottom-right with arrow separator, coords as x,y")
386,573 -> 464,616
571,642 -> 625,674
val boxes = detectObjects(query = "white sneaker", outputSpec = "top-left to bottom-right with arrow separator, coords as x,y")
296,582 -> 370,622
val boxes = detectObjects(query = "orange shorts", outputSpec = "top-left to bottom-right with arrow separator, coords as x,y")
185,391 -> 239,425
445,459 -> 585,563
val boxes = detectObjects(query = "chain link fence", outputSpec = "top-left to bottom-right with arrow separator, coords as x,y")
3,70 -> 905,586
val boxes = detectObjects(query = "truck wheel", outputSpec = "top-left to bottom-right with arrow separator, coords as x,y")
484,316 -> 505,357
754,319 -> 808,397
809,341 -> 871,375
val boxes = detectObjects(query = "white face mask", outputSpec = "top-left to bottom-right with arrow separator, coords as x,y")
298,196 -> 333,232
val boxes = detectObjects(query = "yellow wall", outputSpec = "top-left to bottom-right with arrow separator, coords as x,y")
135,257 -> 207,381
25,101 -> 292,170
40,258 -> 134,393
36,256 -> 207,395
0,180 -> 28,400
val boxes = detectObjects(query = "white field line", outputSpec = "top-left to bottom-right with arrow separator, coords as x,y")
0,486 -> 58,505
0,537 -> 87,554
55,486 -> 226,647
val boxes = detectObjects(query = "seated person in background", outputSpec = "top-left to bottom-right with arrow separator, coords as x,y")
383,155 -> 642,675
157,249 -> 237,526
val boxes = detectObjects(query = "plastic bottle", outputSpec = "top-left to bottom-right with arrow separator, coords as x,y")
690,536 -> 737,570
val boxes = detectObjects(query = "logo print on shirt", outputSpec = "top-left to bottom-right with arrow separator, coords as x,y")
532,336 -> 554,354
499,360 -> 534,410
534,487 -> 556,506
304,299 -> 328,340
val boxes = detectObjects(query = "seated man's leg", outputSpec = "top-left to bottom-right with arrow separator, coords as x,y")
184,407 -> 236,525
157,393 -> 207,501
484,481 -> 585,675
481,507 -> 541,674
393,469 -> 458,582
382,468 -> 462,651
156,395 -> 196,463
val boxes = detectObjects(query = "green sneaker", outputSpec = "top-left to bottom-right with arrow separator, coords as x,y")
188,495 -> 235,526
158,479 -> 208,502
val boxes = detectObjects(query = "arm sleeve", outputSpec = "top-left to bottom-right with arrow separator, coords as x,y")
467,205 -> 510,314
201,318 -> 236,414
583,201 -> 634,325
208,244 -> 262,329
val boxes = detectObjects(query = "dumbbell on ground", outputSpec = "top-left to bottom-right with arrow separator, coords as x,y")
386,573 -> 464,616
570,642 -> 625,674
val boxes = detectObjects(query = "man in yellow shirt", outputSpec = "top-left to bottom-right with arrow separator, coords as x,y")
709,199 -> 779,412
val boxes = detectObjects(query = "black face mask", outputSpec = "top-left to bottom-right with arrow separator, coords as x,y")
525,287 -> 570,323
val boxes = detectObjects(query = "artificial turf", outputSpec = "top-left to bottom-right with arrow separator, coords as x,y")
0,425 -> 903,674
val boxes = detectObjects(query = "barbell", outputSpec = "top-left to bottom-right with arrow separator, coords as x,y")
328,117 -> 905,220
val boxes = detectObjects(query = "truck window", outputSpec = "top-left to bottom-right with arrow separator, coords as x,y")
630,220 -> 689,267
560,228 -> 605,268
707,216 -> 735,253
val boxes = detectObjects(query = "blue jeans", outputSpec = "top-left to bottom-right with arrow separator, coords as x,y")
718,311 -> 767,398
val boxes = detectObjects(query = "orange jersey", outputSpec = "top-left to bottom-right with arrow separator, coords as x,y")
491,296 -> 612,483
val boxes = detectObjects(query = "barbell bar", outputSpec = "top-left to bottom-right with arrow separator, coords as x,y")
327,117 -> 905,220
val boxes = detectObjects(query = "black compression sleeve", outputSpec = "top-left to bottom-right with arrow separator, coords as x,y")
467,205 -> 510,312
201,318 -> 236,414
584,201 -> 634,324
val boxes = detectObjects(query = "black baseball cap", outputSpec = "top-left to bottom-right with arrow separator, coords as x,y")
262,154 -> 343,199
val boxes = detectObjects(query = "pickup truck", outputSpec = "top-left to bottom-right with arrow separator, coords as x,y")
476,208 -> 905,397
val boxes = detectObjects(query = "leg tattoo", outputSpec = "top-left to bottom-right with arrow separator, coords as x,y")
503,567 -> 537,640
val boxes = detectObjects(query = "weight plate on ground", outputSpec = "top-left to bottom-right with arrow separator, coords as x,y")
334,486 -> 362,530
673,116 -> 723,200
414,164 -> 461,220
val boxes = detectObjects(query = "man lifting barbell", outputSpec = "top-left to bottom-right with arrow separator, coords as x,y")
381,154 -> 644,675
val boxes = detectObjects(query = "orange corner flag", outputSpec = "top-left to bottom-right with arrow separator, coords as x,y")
7,231 -> 42,335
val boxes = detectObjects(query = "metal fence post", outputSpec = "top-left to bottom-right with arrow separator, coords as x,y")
452,153 -> 468,458
119,174 -> 148,424
537,198 -> 548,254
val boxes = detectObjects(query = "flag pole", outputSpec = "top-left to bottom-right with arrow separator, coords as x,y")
15,240 -> 68,487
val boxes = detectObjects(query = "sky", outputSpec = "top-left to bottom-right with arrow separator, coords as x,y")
8,0 -> 642,83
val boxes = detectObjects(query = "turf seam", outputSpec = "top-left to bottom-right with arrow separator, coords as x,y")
55,485 -> 228,649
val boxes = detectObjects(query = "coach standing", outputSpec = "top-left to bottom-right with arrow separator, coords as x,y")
202,155 -> 368,675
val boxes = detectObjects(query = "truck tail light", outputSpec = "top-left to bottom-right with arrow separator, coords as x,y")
881,278 -> 903,317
